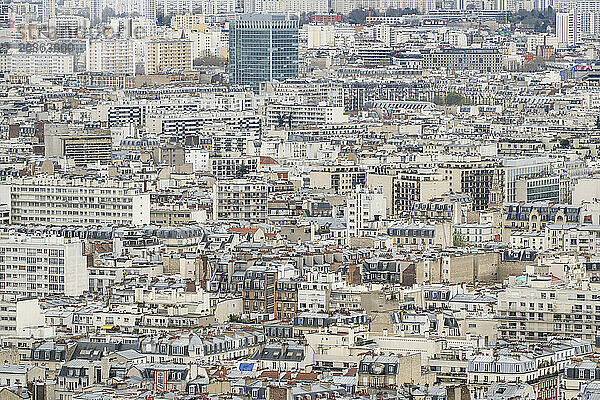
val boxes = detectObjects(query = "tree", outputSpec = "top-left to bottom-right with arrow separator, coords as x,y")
102,7 -> 115,22
559,139 -> 570,148
445,92 -> 469,106
453,232 -> 468,247
193,57 -> 226,67
348,9 -> 369,24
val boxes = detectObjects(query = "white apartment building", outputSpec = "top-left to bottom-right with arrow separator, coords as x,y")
260,0 -> 329,13
298,281 -> 330,312
346,186 -> 386,238
265,104 -> 348,129
10,52 -> 74,75
189,29 -> 227,59
49,16 -> 89,39
557,10 -> 578,46
185,149 -> 210,172
453,224 -> 495,245
0,176 -> 150,226
212,179 -> 267,223
0,235 -> 88,298
86,39 -> 136,75
0,294 -> 45,336
545,224 -> 600,253
307,25 -> 335,48
497,275 -> 600,346
510,231 -> 545,250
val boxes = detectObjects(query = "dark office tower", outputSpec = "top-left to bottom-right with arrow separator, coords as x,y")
229,15 -> 299,91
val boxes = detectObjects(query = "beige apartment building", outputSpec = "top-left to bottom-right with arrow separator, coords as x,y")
497,276 -> 600,347
145,40 -> 192,74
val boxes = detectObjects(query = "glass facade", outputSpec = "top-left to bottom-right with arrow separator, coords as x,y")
229,15 -> 299,91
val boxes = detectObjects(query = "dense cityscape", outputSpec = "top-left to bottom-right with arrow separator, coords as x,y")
0,0 -> 599,399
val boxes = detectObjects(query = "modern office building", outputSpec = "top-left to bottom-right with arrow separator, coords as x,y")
229,15 -> 299,90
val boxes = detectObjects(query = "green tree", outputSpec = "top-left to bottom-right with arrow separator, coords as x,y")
445,92 -> 468,106
453,232 -> 468,247
348,8 -> 369,24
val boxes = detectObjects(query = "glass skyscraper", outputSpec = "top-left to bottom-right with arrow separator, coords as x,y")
229,15 -> 299,91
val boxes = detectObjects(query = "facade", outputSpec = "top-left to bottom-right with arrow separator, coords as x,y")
310,165 -> 367,195
274,279 -> 298,320
10,53 -> 74,75
229,15 -> 299,90
422,49 -> 503,72
212,179 -> 268,223
86,39 -> 136,75
0,176 -> 150,226
441,160 -> 503,211
265,104 -> 348,128
44,127 -> 112,165
0,235 -> 88,298
242,266 -> 277,315
145,40 -> 192,74
346,186 -> 386,238
497,276 -> 600,346
395,170 -> 450,216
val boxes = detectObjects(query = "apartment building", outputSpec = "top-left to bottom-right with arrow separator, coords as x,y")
411,194 -> 472,224
422,48 -> 503,73
387,222 -> 453,249
171,14 -> 206,31
0,235 -> 88,298
497,275 -> 600,346
298,281 -> 330,313
441,160 -> 504,211
44,126 -> 112,166
265,104 -> 348,129
10,52 -> 74,75
346,186 -> 386,238
242,266 -> 277,316
468,339 -> 592,400
274,279 -> 298,321
86,39 -> 136,75
545,224 -> 600,254
310,165 -> 367,195
502,202 -> 582,241
209,155 -> 259,179
0,176 -> 150,226
49,16 -> 88,39
0,295 -> 45,336
395,170 -> 450,216
145,40 -> 192,74
147,112 -> 261,138
453,224 -> 495,245
212,179 -> 268,223
362,258 -> 416,285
